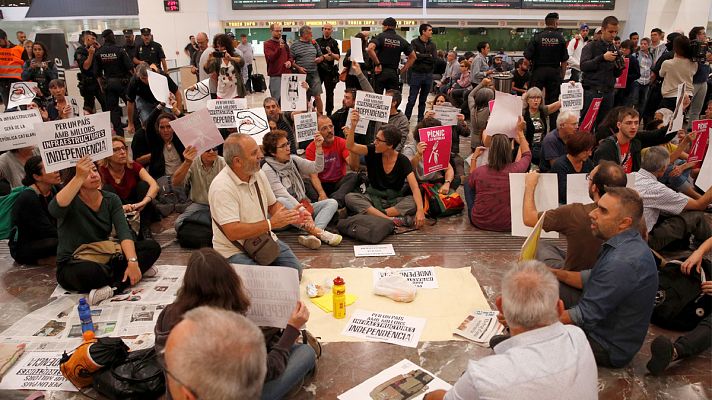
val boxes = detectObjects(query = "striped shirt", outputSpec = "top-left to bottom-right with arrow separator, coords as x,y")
633,169 -> 689,231
290,39 -> 319,74
636,51 -> 653,85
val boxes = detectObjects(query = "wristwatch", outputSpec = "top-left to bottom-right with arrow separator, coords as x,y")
128,257 -> 138,263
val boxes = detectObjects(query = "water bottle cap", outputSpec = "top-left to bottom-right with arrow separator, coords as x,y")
79,298 -> 87,305
333,276 -> 344,285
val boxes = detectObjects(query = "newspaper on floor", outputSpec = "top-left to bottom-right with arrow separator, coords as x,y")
453,310 -> 505,346
338,358 -> 452,400
0,351 -> 77,391
96,265 -> 186,306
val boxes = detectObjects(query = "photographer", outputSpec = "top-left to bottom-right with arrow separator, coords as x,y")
659,36 -> 697,111
580,16 -> 626,130
687,27 -> 711,120
204,33 -> 246,99
21,41 -> 57,99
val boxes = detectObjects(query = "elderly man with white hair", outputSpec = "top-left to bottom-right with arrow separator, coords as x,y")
424,261 -> 598,400
163,306 -> 267,400
539,109 -> 580,172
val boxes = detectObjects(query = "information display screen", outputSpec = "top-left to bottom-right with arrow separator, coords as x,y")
327,0 -> 423,8
427,0 -> 521,8
521,0 -> 614,9
231,0 -> 326,9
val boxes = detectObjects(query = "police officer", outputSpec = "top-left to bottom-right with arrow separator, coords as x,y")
122,29 -> 138,62
95,30 -> 133,135
367,17 -> 416,94
134,28 -> 167,72
316,23 -> 341,116
74,30 -> 106,114
524,13 -> 569,110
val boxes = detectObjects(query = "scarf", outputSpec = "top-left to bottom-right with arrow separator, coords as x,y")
264,156 -> 307,201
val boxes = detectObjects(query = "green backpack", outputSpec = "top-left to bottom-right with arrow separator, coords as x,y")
0,186 -> 30,240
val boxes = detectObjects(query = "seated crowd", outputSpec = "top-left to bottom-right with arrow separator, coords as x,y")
0,15 -> 711,398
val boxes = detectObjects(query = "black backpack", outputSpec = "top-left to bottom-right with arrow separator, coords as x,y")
337,215 -> 394,244
651,259 -> 711,331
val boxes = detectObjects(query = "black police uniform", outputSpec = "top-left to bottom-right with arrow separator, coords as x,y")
74,44 -> 106,113
316,36 -> 340,116
370,29 -> 412,93
124,42 -> 137,62
95,44 -> 133,135
136,40 -> 166,71
524,27 -> 569,107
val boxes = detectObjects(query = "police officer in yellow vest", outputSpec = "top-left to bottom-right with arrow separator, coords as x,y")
0,29 -> 27,111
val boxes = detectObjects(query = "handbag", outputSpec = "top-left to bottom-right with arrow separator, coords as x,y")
212,182 -> 280,265
337,214 -> 394,244
92,348 -> 165,400
420,183 -> 464,219
73,241 -> 122,264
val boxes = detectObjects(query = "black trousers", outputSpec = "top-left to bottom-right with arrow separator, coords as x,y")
102,180 -> 156,231
319,69 -> 338,116
320,173 -> 360,208
246,64 -> 253,92
56,239 -> 161,293
104,77 -> 128,136
79,77 -> 107,113
12,237 -> 58,265
676,315 -> 712,358
375,67 -> 400,94
648,212 -> 712,252
530,66 -> 562,127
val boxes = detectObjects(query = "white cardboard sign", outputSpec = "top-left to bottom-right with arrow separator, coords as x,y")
0,109 -> 43,151
147,70 -> 171,107
509,173 -> 559,238
280,74 -> 308,112
355,91 -> 392,123
233,107 -> 271,144
560,82 -> 584,111
350,37 -> 364,63
294,112 -> 318,143
341,310 -> 426,348
169,108 -> 225,155
37,112 -> 112,173
6,82 -> 38,109
184,78 -> 211,112
233,264 -> 299,328
207,98 -> 247,128
354,244 -> 395,257
485,91 -> 523,138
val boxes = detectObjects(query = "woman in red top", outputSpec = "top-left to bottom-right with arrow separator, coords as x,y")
468,117 -> 531,231
100,136 -> 159,239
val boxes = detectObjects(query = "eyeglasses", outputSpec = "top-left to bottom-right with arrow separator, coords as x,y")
585,173 -> 592,181
157,349 -> 200,399
112,146 -> 127,153
277,143 -> 290,150
374,137 -> 386,144
206,147 -> 218,152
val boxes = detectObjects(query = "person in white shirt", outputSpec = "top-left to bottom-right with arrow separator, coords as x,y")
565,24 -> 589,82
424,260 -> 598,400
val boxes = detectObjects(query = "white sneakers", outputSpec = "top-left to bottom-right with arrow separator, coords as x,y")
88,285 -> 114,306
319,231 -> 342,246
299,231 -> 343,249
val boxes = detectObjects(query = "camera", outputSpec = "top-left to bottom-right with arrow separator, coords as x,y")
690,39 -> 712,62
212,51 -> 225,58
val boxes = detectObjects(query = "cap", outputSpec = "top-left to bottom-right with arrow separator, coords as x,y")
494,54 -> 503,58
122,29 -> 134,35
140,28 -> 151,35
82,30 -> 97,38
580,24 -> 589,30
226,32 -> 235,38
595,27 -> 602,34
382,17 -> 397,27
545,12 -> 559,20
101,29 -> 114,38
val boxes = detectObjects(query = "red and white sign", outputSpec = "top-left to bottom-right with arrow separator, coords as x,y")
420,125 -> 452,175
614,58 -> 630,89
690,119 -> 711,167
580,98 -> 603,133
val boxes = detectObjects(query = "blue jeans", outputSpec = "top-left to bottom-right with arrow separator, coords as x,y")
660,160 -> 692,191
227,239 -> 302,277
405,72 -> 433,121
628,81 -> 650,110
277,197 -> 338,230
261,344 -> 316,400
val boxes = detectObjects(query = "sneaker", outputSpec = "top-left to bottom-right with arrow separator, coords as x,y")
319,231 -> 342,246
647,336 -> 675,375
88,285 -> 114,306
392,215 -> 414,227
298,235 -> 322,250
143,266 -> 158,278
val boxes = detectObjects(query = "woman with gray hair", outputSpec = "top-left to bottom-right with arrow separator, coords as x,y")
522,86 -> 561,166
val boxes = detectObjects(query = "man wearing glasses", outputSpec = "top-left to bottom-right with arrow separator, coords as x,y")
134,27 -> 167,72
522,161 -> 627,271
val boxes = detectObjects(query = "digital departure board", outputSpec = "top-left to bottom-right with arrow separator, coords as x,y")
327,0 -> 423,8
521,0 -> 614,9
231,0 -> 326,10
427,0 -> 520,8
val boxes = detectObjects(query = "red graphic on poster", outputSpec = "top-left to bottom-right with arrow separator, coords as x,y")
420,125 -> 452,175
580,98 -> 603,133
614,58 -> 630,89
690,120 -> 711,167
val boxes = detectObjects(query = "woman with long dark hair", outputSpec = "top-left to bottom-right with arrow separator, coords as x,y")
154,248 -> 316,400
205,33 -> 246,99
659,36 -> 697,111
21,41 -> 58,98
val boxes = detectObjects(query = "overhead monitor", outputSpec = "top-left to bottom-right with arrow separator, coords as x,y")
231,0 -> 326,9
427,0 -> 521,8
521,0 -> 614,9
327,0 -> 423,8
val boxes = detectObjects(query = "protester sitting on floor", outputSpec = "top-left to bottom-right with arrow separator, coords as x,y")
523,162 -> 628,271
646,236 -> 712,375
163,306 -> 267,399
145,103 -> 185,180
261,130 -> 342,249
344,113 -> 426,229
424,93 -> 469,179
305,115 -> 360,208
467,117 -> 531,231
423,261 -> 598,400
402,118 -> 458,192
9,156 -> 60,266
127,63 -> 182,133
263,97 -> 297,153
552,187 -> 658,368
172,145 -> 225,247
49,156 -> 161,305
551,131 -> 595,204
633,147 -> 712,252
156,249 -> 315,400
45,79 -> 80,121
539,110 -> 580,172
522,87 -> 562,166
209,133 -> 303,275
99,136 -> 159,240
467,79 -> 495,149
0,146 -> 37,193
641,130 -> 700,199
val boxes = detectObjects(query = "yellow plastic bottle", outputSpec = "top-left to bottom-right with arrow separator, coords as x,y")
333,276 -> 346,319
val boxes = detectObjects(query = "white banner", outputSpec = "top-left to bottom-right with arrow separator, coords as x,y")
341,310 -> 426,348
0,109 -> 43,151
485,91 -> 522,138
0,351 -> 77,391
350,37 -> 364,63
280,74 -> 307,112
234,108 -> 271,145
169,108 -> 224,155
560,82 -> 584,111
147,70 -> 171,106
294,112 -> 318,143
6,82 -> 38,110
37,112 -> 112,173
432,105 -> 460,126
355,91 -> 391,123
207,98 -> 247,128
184,78 -> 211,112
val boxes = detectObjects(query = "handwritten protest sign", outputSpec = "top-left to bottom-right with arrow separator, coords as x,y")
347,108 -> 369,135
355,91 -> 391,123
169,108 -> 224,154
233,264 -> 299,328
6,82 -> 38,110
207,98 -> 247,128
234,107 -> 270,144
668,84 -> 686,134
372,267 -> 439,289
580,98 -> 602,133
432,105 -> 459,125
281,74 -> 307,112
689,120 -> 711,167
485,91 -> 522,138
350,37 -> 364,63
420,125 -> 452,175
184,78 -> 211,112
294,112 -> 318,143
509,173 -> 559,238
614,57 -> 630,89
0,109 -> 42,151
147,70 -> 171,106
341,310 -> 426,348
560,82 -> 584,111
0,351 -> 77,391
37,112 -> 112,173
